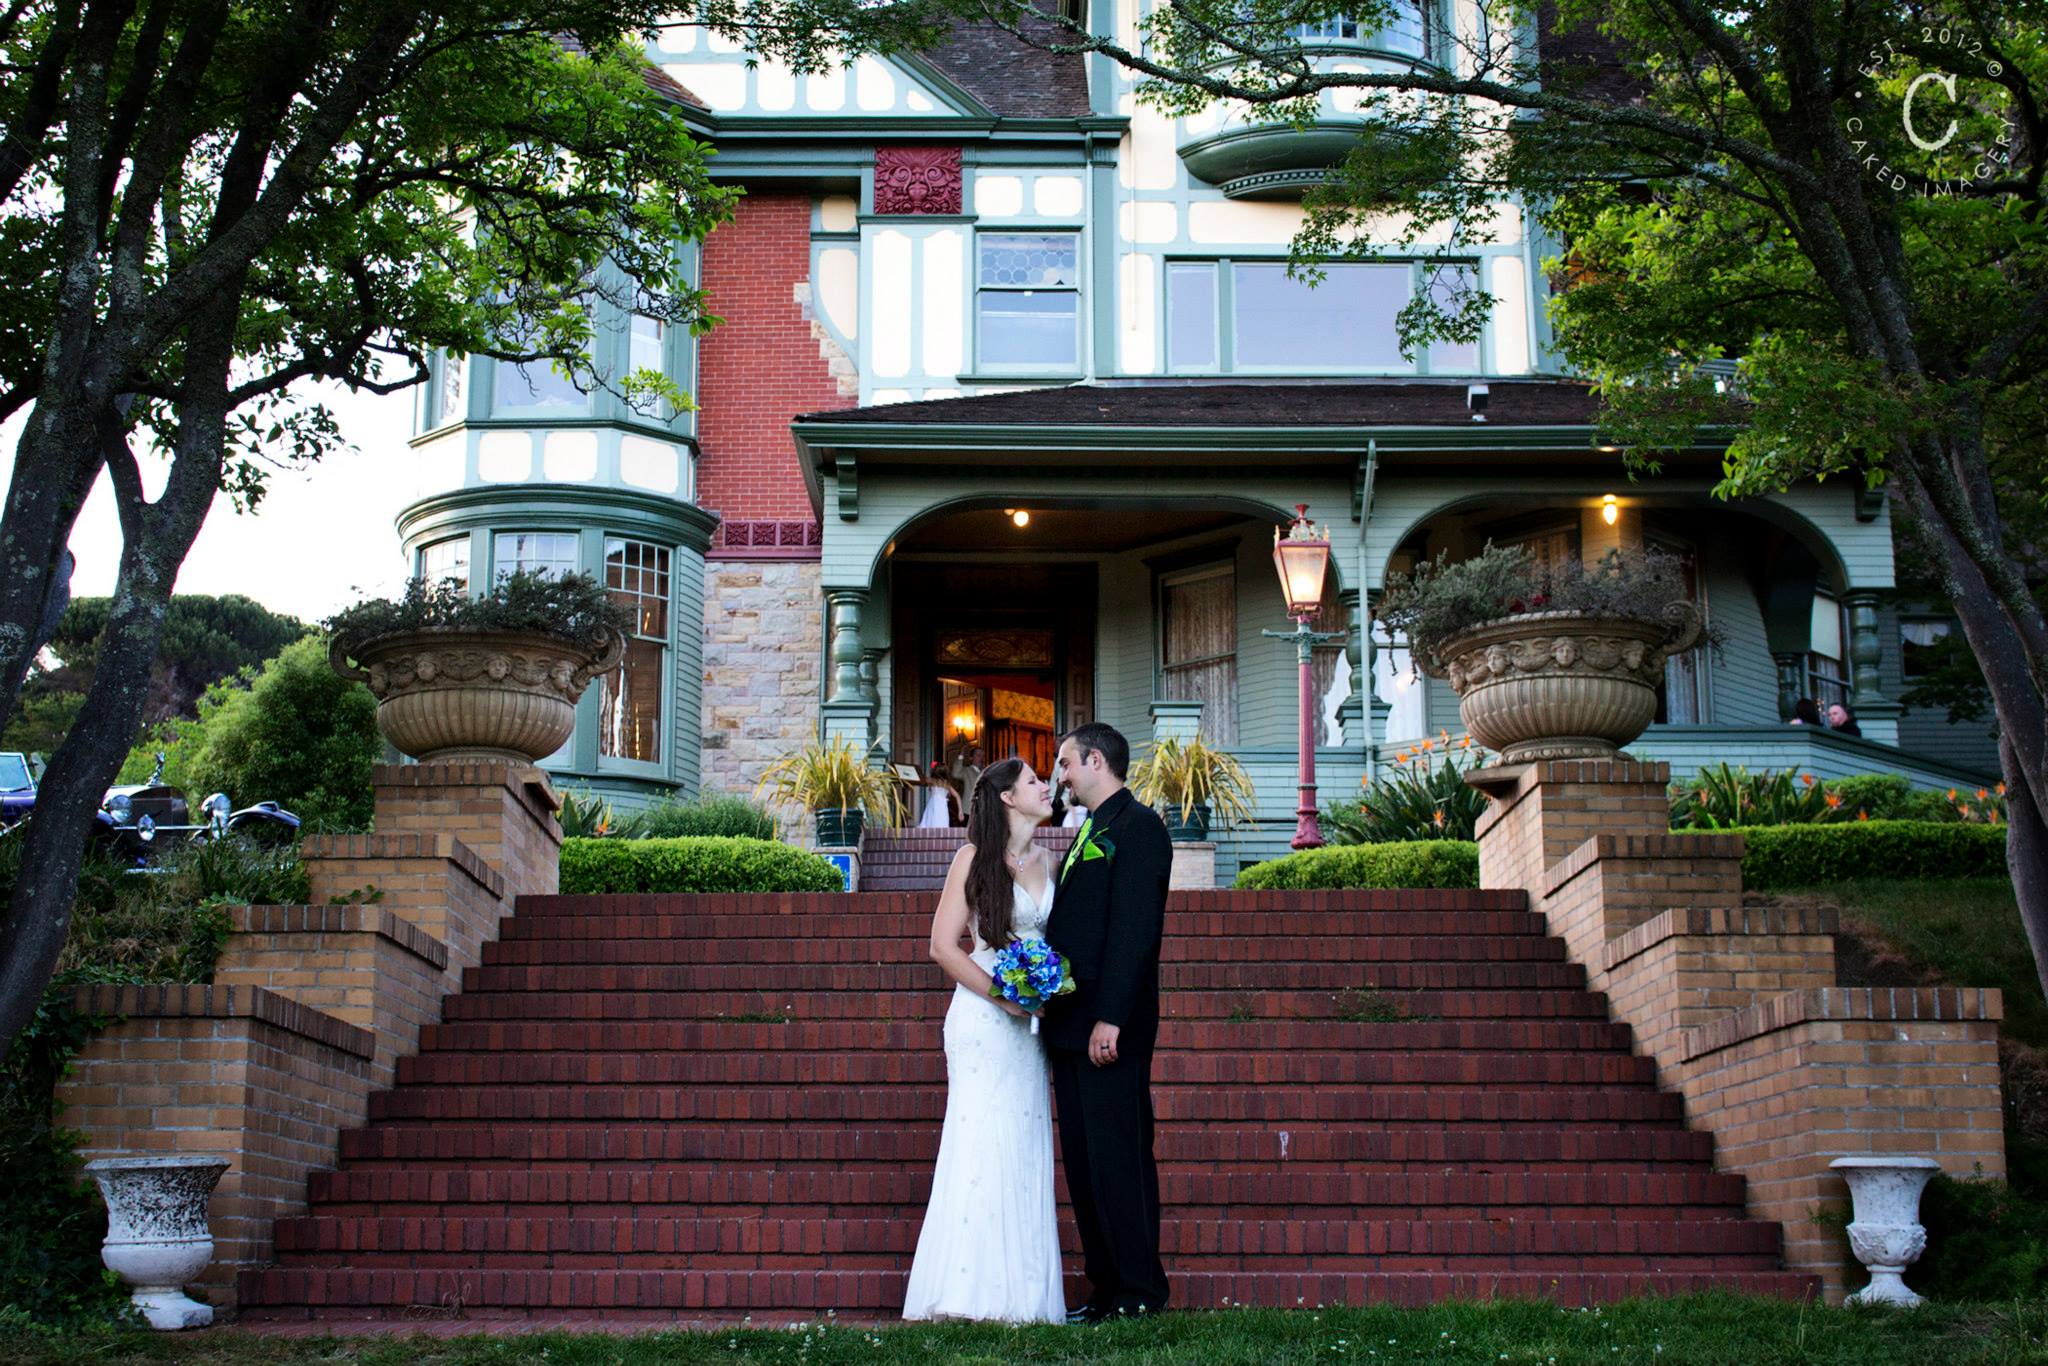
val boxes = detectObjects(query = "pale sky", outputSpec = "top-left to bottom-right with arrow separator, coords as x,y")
0,381 -> 421,625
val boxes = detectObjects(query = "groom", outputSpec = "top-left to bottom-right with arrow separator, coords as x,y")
1043,722 -> 1173,1320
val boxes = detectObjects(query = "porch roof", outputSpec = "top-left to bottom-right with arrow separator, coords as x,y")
803,378 -> 1605,428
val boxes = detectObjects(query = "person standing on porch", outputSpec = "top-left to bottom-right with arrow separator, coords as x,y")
1041,723 -> 1173,1320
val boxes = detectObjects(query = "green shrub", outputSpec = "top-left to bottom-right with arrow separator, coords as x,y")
1912,1165 -> 2048,1300
1818,772 -> 1915,821
1234,840 -> 1479,890
124,636 -> 380,832
623,794 -> 777,841
1723,821 -> 2008,889
1326,743 -> 1492,843
559,836 -> 844,894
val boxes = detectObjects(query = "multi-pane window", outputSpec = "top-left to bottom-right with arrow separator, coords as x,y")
1160,564 -> 1239,747
1807,592 -> 1850,710
1287,3 -> 1432,58
977,233 -> 1081,370
628,313 -> 669,419
493,358 -> 586,414
599,538 -> 671,764
1167,258 -> 1481,373
494,531 -> 578,580
419,537 -> 470,594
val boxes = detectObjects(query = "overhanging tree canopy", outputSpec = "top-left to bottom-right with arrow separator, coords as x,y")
0,0 -> 738,1055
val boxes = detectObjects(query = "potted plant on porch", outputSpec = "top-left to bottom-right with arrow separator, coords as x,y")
1130,734 -> 1257,842
756,735 -> 903,846
326,570 -> 627,764
1376,543 -> 1714,764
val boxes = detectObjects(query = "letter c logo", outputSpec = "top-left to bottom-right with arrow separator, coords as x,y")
1903,71 -> 1960,152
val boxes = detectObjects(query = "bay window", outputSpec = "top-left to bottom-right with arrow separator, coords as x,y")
494,531 -> 578,580
419,537 -> 470,594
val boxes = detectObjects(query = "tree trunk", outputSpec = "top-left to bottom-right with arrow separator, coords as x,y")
1999,734 -> 2048,1012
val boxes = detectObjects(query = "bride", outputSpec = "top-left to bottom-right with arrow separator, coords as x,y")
901,756 -> 1066,1324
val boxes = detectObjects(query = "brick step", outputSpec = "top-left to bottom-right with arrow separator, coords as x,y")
438,987 -> 1613,1023
236,1266 -> 1818,1315
348,1105 -> 1695,1146
270,1215 -> 1782,1268
460,961 -> 1588,994
306,1165 -> 1744,1212
511,887 -> 1529,917
412,1019 -> 1635,1055
474,936 -> 1569,968
390,1049 -> 1657,1089
494,909 -> 1551,941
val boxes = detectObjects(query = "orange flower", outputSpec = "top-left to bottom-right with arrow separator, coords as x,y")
1432,808 -> 1446,828
1393,753 -> 1409,766
1949,788 -> 1960,801
1420,737 -> 1436,752
1997,782 -> 2008,796
1824,792 -> 1843,809
1459,735 -> 1473,750
1857,809 -> 1870,821
1439,729 -> 1451,747
1977,788 -> 1990,801
1800,773 -> 1816,787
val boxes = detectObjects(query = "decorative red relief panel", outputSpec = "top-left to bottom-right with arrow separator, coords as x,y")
873,146 -> 963,215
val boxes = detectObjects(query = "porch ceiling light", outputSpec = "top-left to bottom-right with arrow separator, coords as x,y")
1272,504 -> 1331,618
1600,494 -> 1620,526
1002,508 -> 1031,528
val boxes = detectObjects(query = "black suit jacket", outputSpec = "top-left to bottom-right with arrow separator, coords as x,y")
1040,786 -> 1173,1054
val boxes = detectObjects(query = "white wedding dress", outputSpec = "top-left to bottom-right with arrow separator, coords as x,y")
901,871 -> 1066,1324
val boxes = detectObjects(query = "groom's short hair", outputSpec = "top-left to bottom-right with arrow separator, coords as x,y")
1062,722 -> 1130,780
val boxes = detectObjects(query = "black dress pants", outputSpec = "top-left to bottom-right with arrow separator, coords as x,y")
1049,1043 -> 1169,1313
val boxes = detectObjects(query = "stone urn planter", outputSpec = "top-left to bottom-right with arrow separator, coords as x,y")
331,627 -> 624,764
84,1154 -> 231,1330
1419,604 -> 1703,763
1831,1155 -> 1942,1306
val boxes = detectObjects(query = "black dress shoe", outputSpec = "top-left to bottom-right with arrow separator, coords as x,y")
1066,1303 -> 1110,1324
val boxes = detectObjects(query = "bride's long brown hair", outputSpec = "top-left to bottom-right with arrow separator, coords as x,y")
964,757 -> 1031,947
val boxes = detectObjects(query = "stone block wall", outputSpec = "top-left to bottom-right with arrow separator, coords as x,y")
56,762 -> 560,1314
1469,756 -> 2007,1301
701,558 -> 822,815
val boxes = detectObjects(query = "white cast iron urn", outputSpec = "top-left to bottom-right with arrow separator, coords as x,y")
1829,1155 -> 1943,1306
84,1154 -> 231,1329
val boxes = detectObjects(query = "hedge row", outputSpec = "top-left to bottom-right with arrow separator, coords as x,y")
1234,840 -> 1480,891
1726,820 -> 2009,889
559,836 -> 844,894
1233,821 -> 2009,891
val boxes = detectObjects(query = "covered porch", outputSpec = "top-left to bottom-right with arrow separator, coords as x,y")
792,382 -> 1996,879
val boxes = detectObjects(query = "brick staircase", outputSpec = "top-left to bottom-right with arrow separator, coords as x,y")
859,827 -> 1077,892
237,888 -> 1818,1320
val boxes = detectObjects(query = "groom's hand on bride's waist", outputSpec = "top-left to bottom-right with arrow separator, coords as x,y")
1088,1021 -> 1120,1066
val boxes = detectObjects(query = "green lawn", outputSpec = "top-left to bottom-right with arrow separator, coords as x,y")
1785,878 -> 2048,1048
5,1298 -> 2048,1366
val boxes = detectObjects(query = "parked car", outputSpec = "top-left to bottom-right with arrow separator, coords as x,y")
0,751 -> 37,827
91,753 -> 302,867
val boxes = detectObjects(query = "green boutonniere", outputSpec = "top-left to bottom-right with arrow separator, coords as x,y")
1079,831 -> 1116,863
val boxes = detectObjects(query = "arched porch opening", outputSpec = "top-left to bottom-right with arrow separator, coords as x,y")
1365,487 -> 1898,756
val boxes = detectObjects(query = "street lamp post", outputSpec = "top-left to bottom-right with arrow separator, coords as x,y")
1264,505 -> 1343,850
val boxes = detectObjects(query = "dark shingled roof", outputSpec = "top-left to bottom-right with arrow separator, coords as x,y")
803,379 -> 1605,427
920,12 -> 1093,119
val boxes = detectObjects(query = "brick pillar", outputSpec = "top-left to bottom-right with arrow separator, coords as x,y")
365,760 -> 561,902
1468,757 -> 2006,1301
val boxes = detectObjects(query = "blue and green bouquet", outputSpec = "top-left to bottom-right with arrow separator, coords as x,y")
988,937 -> 1076,1034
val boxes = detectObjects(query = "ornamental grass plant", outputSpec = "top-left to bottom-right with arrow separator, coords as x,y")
754,737 -> 903,826
1129,734 -> 1257,828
